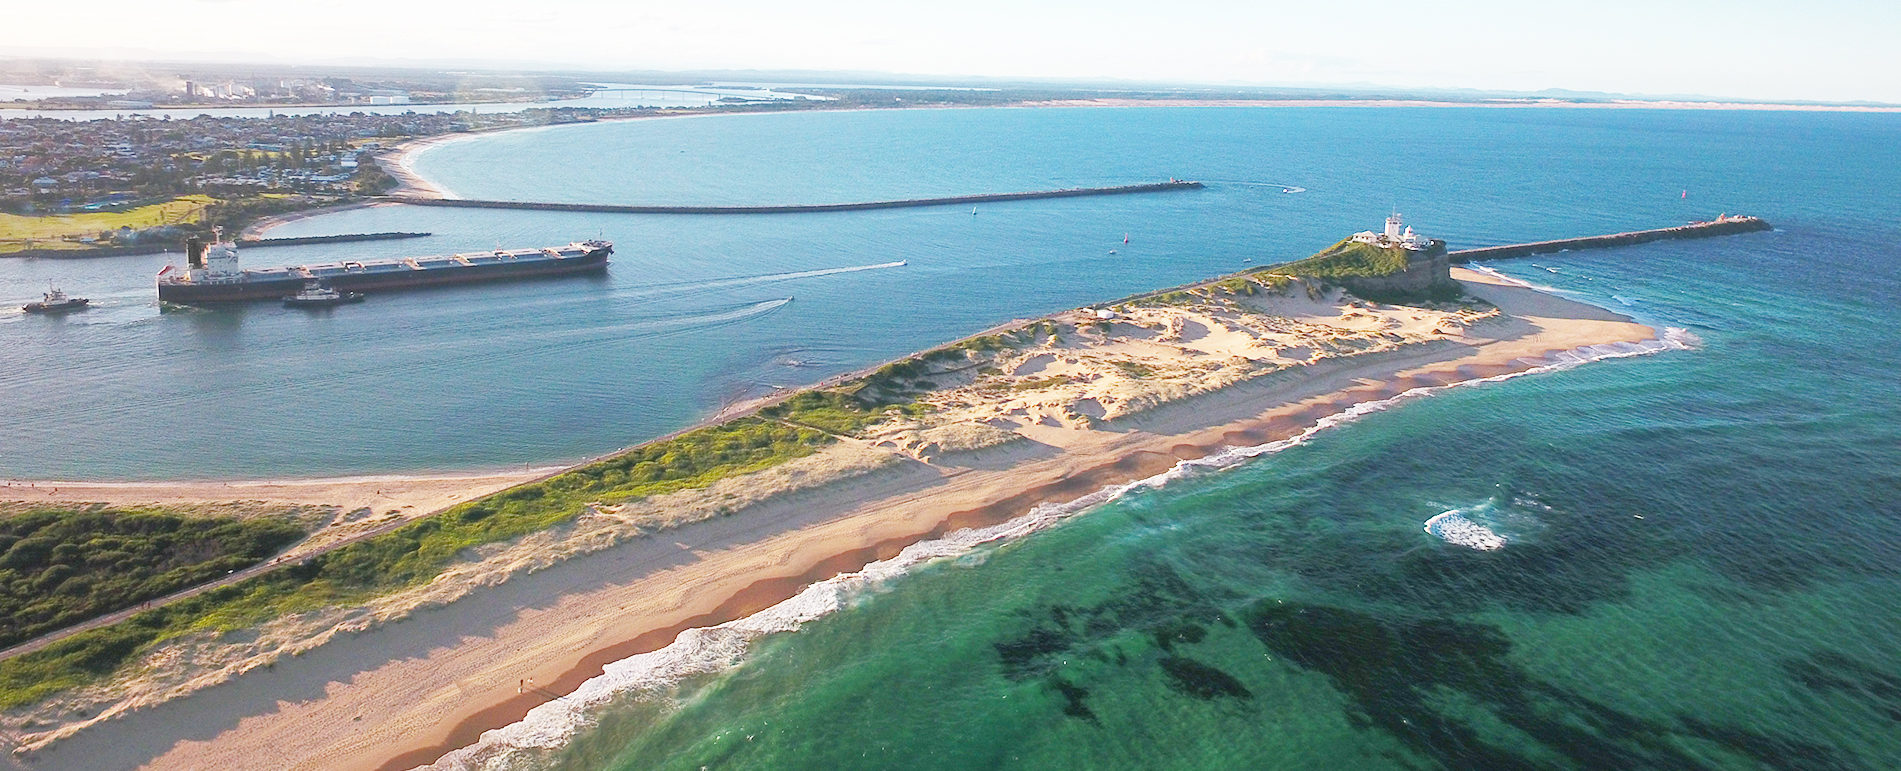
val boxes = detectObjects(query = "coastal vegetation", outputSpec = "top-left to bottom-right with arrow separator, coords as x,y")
1269,238 -> 1414,279
1262,238 -> 1463,304
0,419 -> 831,709
0,504 -> 309,649
0,239 -> 1505,725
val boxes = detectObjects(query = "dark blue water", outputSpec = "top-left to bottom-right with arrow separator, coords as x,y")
10,106 -> 1891,481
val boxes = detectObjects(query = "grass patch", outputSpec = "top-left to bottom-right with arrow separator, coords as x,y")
1007,375 -> 1070,392
0,417 -> 830,710
0,195 -> 213,253
1267,238 -> 1414,279
1113,360 -> 1159,379
0,506 -> 306,650
760,390 -> 926,436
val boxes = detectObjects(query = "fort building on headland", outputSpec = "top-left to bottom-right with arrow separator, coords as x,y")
1352,212 -> 1435,251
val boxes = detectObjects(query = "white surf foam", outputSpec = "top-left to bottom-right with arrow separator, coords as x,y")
1464,263 -> 1565,294
419,329 -> 1694,770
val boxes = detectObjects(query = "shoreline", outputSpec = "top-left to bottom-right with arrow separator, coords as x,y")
393,269 -> 1665,770
27,268 -> 1667,771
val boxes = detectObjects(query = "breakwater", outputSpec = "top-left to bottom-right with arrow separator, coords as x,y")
387,180 -> 1203,215
1448,216 -> 1771,262
243,231 -> 432,248
2,232 -> 431,260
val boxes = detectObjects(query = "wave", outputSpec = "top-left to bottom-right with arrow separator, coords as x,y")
1464,263 -> 1566,294
420,331 -> 1693,770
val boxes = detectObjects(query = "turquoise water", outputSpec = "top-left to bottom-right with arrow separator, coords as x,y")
544,229 -> 1901,768
414,108 -> 1901,769
3,105 -> 1898,768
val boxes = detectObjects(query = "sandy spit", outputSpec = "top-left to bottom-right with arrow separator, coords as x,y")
6,268 -> 1663,771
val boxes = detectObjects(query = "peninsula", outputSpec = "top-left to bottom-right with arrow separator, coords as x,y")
0,215 -> 1725,770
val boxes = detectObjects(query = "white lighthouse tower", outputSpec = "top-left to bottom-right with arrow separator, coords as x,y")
1384,213 -> 1404,240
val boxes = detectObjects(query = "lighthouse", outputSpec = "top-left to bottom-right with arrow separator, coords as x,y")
1352,213 -> 1434,251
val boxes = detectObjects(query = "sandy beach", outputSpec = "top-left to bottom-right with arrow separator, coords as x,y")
8,268 -> 1662,770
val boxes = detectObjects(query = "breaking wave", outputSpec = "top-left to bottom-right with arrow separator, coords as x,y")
421,330 -> 1693,770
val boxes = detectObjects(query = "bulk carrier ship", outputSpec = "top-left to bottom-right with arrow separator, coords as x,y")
156,229 -> 612,304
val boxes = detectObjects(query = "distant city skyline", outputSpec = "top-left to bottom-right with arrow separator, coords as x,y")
4,0 -> 1898,104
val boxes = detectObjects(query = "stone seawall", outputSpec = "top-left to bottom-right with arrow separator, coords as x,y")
386,180 -> 1204,215
1448,216 -> 1772,262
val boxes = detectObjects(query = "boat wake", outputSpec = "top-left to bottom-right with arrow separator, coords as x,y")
624,261 -> 907,300
1424,506 -> 1507,550
1203,180 -> 1306,193
421,330 -> 1694,771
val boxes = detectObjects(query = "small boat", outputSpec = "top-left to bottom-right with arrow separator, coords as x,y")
971,207 -> 978,216
1107,249 -> 1119,255
283,281 -> 365,308
1123,233 -> 1130,244
22,287 -> 89,314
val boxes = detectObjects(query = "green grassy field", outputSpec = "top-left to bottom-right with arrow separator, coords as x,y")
0,195 -> 213,253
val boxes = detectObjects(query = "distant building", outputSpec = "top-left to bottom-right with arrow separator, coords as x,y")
1351,213 -> 1433,251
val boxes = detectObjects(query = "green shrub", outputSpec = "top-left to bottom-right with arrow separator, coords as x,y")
0,507 -> 305,650
1269,239 -> 1413,279
0,418 -> 834,710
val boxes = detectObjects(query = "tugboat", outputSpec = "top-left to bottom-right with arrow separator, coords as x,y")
22,287 -> 90,314
283,280 -> 365,308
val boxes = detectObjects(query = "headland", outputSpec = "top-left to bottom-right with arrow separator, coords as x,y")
1,223 -> 1675,769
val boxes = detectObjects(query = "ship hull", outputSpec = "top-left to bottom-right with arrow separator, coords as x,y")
158,246 -> 609,304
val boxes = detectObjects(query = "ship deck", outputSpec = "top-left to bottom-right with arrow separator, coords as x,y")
159,243 -> 605,285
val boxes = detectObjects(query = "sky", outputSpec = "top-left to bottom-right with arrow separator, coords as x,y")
3,0 -> 1898,103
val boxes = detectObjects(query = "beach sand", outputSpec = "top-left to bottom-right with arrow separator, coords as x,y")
12,268 -> 1660,770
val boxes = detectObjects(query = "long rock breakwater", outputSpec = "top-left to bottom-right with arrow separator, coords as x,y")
1448,216 -> 1771,262
386,180 -> 1204,215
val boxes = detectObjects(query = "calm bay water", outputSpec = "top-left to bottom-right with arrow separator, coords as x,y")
2,105 -> 1898,768
7,106 -> 1890,480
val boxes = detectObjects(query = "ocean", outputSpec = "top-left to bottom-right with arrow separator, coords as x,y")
4,105 -> 1900,768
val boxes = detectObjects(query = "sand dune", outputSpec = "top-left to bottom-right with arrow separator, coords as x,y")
5,270 -> 1659,770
